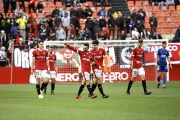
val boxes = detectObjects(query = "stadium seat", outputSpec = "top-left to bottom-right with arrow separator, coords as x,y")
145,6 -> 152,12
164,29 -> 171,34
156,29 -> 163,34
96,7 -> 102,12
145,23 -> 150,28
158,17 -> 165,22
48,2 -> 54,7
145,17 -> 149,23
176,22 -> 180,27
137,6 -> 144,11
105,7 -> 110,12
38,13 -> 44,18
56,2 -> 62,7
143,1 -> 149,6
65,7 -> 71,11
42,2 -> 47,6
32,13 -> 37,18
169,6 -> 175,11
129,7 -> 136,12
168,23 -> 176,28
153,6 -> 159,11
87,1 -> 93,6
174,17 -> 180,22
135,1 -> 142,6
44,8 -> 50,13
156,12 -> 162,16
160,23 -> 168,28
163,12 -> 170,17
90,7 -> 96,12
161,6 -> 167,11
171,28 -> 177,34
147,12 -> 152,17
166,17 -> 173,22
127,1 -> 134,6
176,5 -> 180,10
171,11 -> 179,17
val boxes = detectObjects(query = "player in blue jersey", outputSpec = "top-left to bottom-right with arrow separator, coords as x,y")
156,41 -> 172,88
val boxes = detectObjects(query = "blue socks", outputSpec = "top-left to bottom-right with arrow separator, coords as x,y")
157,77 -> 160,83
163,77 -> 166,86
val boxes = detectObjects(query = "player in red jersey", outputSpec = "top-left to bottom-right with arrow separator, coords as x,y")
126,40 -> 151,95
64,42 -> 101,99
90,40 -> 109,98
31,40 -> 50,98
44,46 -> 57,95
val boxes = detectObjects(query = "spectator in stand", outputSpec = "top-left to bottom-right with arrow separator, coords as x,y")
65,0 -> 73,7
72,14 -> 80,37
26,32 -> 32,42
5,39 -> 12,63
14,6 -> 23,18
104,0 -> 111,6
140,27 -> 150,39
3,0 -> 9,17
166,0 -> 175,9
108,14 -> 116,39
16,38 -> 25,50
10,23 -> 18,40
93,0 -> 104,6
116,14 -> 125,39
28,0 -> 35,13
158,0 -> 168,9
125,33 -> 132,40
77,35 -> 84,40
102,27 -> 109,39
60,5 -> 70,17
0,46 -> 7,66
175,0 -> 180,10
118,30 -> 126,40
19,0 -> 26,12
76,5 -> 85,19
85,18 -> 93,33
11,0 -> 17,12
97,6 -> 107,18
171,37 -> 180,43
99,16 -> 106,29
3,18 -> 10,38
134,20 -> 144,34
69,5 -> 76,17
138,8 -> 146,26
131,9 -> 142,25
74,0 -> 80,7
99,32 -> 107,40
113,9 -> 122,20
83,28 -> 92,40
126,16 -> 131,33
62,13 -> 70,39
47,15 -> 54,29
39,25 -> 47,38
92,18 -> 100,40
0,30 -> 7,46
150,31 -> 163,39
152,0 -> 159,10
40,31 -> 48,41
149,13 -> 158,33
16,14 -> 27,41
68,24 -> 76,40
54,15 -> 62,28
36,1 -> 44,18
85,6 -> 93,18
48,32 -> 56,41
107,5 -> 114,16
51,7 -> 60,17
39,15 -> 47,23
175,26 -> 180,38
132,27 -> 140,40
0,12 -> 4,30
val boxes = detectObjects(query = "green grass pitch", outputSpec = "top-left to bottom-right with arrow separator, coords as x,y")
0,81 -> 180,120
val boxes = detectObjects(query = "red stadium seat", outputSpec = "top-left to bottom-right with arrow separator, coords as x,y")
135,1 -> 142,6
145,6 -> 152,12
174,17 -> 180,22
147,12 -> 152,17
166,17 -> 173,22
44,8 -> 50,13
156,12 -> 162,16
156,29 -> 163,34
143,1 -> 149,6
56,2 -> 62,7
176,5 -> 180,10
161,6 -> 167,11
171,11 -> 179,17
87,1 -> 93,6
168,23 -> 176,28
171,29 -> 177,34
127,1 -> 134,6
176,22 -> 180,27
160,23 -> 168,28
48,2 -> 54,7
90,7 -> 96,12
158,17 -> 165,22
145,23 -> 150,29
163,12 -> 170,17
164,29 -> 171,34
153,6 -> 159,11
105,7 -> 110,12
169,6 -> 175,11
38,13 -> 44,18
145,17 -> 149,23
129,7 -> 136,12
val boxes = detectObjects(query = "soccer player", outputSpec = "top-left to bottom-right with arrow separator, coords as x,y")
44,46 -> 57,94
31,40 -> 50,98
126,40 -> 151,95
103,51 -> 113,83
90,40 -> 109,98
64,42 -> 101,99
156,41 -> 172,88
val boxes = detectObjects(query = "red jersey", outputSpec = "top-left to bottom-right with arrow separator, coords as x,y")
32,49 -> 48,70
67,45 -> 100,72
131,47 -> 144,69
49,54 -> 56,71
90,48 -> 106,69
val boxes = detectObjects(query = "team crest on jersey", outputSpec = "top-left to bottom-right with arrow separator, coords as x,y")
53,57 -> 55,59
38,53 -> 39,55
100,51 -> 102,54
43,52 -> 45,55
89,56 -> 91,59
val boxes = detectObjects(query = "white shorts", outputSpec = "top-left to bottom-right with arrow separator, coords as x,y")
132,67 -> 145,77
82,72 -> 90,81
35,70 -> 48,78
48,71 -> 56,78
93,69 -> 102,78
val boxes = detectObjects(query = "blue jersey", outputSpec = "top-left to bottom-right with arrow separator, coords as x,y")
157,49 -> 169,66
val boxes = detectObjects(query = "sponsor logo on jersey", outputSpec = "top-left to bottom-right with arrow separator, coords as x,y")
37,56 -> 46,59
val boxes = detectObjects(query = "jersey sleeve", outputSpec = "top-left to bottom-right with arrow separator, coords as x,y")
103,49 -> 107,56
46,50 -> 49,59
157,49 -> 160,56
166,50 -> 169,57
91,54 -> 100,67
32,50 -> 36,58
130,49 -> 137,62
67,44 -> 78,53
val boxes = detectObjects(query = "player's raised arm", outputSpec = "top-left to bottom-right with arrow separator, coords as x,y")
64,42 -> 78,52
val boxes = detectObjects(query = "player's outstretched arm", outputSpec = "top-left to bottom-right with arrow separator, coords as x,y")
167,57 -> 172,69
31,57 -> 35,75
63,42 -> 78,52
156,55 -> 159,66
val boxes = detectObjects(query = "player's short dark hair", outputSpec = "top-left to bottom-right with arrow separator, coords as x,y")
92,40 -> 99,45
162,41 -> 167,44
38,40 -> 44,44
138,40 -> 143,43
106,51 -> 109,53
84,43 -> 89,48
50,46 -> 54,49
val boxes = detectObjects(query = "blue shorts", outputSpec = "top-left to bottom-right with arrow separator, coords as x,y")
157,65 -> 168,72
